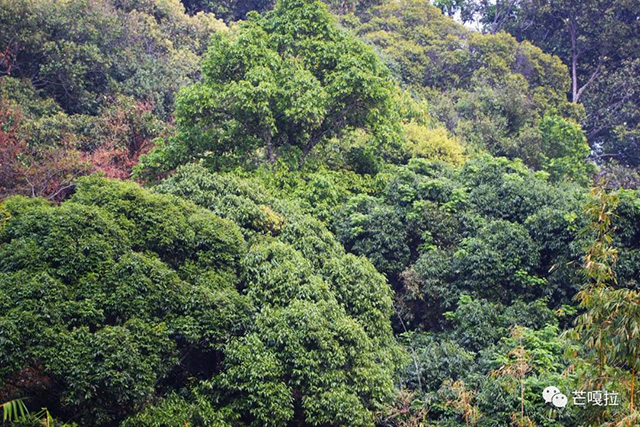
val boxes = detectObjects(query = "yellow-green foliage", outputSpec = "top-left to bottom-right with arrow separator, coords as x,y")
0,204 -> 9,234
257,204 -> 286,235
403,122 -> 465,165
346,0 -> 579,169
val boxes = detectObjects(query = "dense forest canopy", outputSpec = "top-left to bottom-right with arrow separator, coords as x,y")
434,0 -> 640,182
1,0 -> 640,426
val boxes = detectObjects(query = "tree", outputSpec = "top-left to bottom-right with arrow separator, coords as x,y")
491,326 -> 535,427
334,194 -> 411,278
181,0 -> 276,20
1,80 -> 170,199
482,0 -> 640,175
0,173 -> 404,425
587,59 -> 640,168
499,0 -> 640,104
482,324 -> 573,426
155,0 -> 400,171
539,114 -> 595,184
347,0 -> 581,172
156,165 -> 406,425
0,0 -> 227,199
0,0 -> 225,117
179,0 -> 384,20
571,187 -> 640,424
0,98 -> 91,201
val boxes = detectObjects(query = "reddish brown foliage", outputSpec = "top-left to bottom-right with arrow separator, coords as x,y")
0,103 -> 26,198
0,40 -> 20,75
0,101 -> 91,201
85,99 -> 156,179
1,98 -> 161,201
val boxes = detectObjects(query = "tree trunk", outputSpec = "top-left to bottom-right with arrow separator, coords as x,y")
264,130 -> 275,164
569,18 -> 602,104
571,21 -> 579,103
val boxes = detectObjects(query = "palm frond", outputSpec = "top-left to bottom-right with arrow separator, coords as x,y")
1,398 -> 29,422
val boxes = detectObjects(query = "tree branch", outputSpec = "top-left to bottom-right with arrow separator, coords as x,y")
575,59 -> 604,103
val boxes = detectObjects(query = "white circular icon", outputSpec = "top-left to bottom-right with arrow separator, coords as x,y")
542,386 -> 561,403
542,386 -> 568,408
552,393 -> 568,408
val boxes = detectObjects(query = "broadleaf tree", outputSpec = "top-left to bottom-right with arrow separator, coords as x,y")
152,0 -> 401,171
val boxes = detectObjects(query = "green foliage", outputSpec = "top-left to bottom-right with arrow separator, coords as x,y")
46,321 -> 177,424
0,398 -> 70,427
122,392 -> 232,427
569,188 -> 640,423
588,58 -> 640,170
479,324 -> 576,426
181,0 -> 276,21
0,178 -> 250,424
254,166 -> 377,223
148,0 -> 401,172
401,332 -> 475,393
445,295 -> 557,353
4,0 -> 640,426
393,312 -> 575,426
181,0 -> 383,21
612,189 -> 640,285
345,0 -> 584,172
0,0 -> 226,199
154,165 -> 405,425
335,194 -> 411,277
1,398 -> 28,422
330,157 -> 587,328
0,173 -> 404,425
539,114 -> 595,184
0,0 -> 224,117
487,0 -> 640,175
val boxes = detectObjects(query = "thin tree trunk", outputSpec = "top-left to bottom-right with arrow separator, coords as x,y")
264,130 -> 275,164
569,18 -> 602,104
571,21 -> 579,103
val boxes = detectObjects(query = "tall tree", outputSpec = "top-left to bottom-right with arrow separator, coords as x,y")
490,0 -> 636,103
487,0 -> 640,169
156,0 -> 400,171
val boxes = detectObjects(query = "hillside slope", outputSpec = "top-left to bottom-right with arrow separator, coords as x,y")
1,0 -> 640,425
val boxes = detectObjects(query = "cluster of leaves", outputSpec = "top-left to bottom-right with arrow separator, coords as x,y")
330,156 -> 587,296
437,0 -> 640,184
565,188 -> 640,425
496,0 -> 640,174
280,154 -> 640,425
0,169 -> 404,426
0,0 -> 224,116
341,0 -> 594,181
180,0 -> 383,21
0,79 -> 168,200
181,0 -> 276,21
0,0 -> 226,199
141,0 -> 407,174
